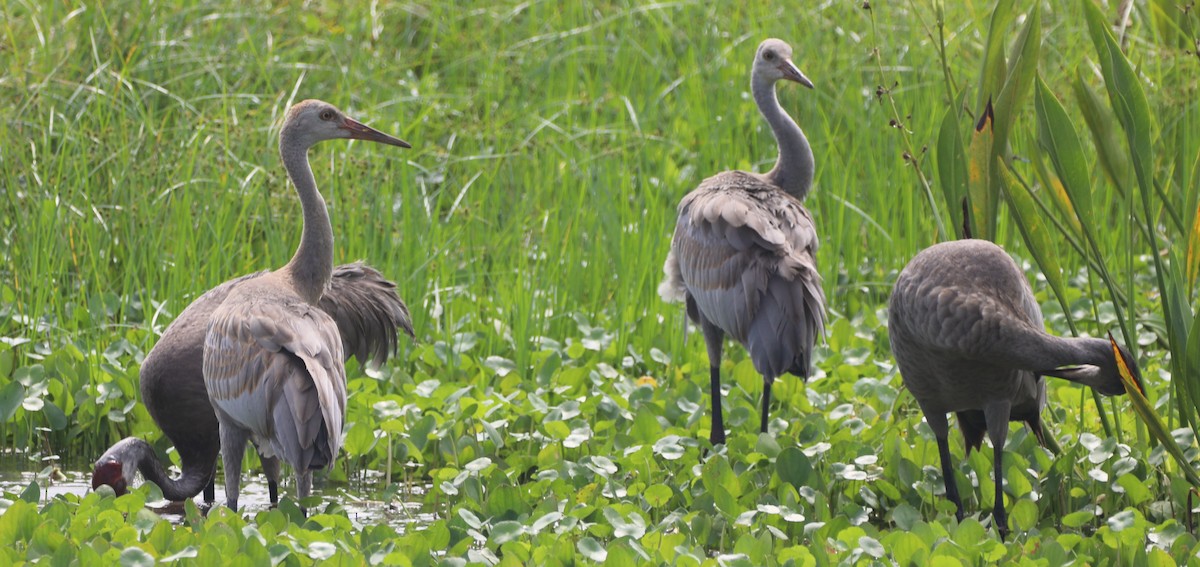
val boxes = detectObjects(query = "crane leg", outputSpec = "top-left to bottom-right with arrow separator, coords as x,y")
296,470 -> 313,517
760,377 -> 774,434
984,401 -> 1012,540
203,474 -> 215,505
261,454 -> 281,506
700,317 -> 726,446
218,421 -> 250,512
926,411 -> 965,522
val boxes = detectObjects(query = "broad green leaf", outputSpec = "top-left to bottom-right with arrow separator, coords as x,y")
0,381 -> 25,423
998,161 -> 1067,312
776,447 -> 813,489
1072,70 -> 1131,193
936,101 -> 969,239
19,481 -> 39,503
119,548 -> 155,567
577,537 -> 606,562
1034,76 -> 1093,225
966,101 -> 996,240
1083,0 -> 1154,193
1188,203 -> 1200,288
488,521 -> 524,546
992,2 -> 1041,152
975,0 -> 1017,115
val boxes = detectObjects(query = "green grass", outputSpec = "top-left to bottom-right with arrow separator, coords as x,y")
1,0 -> 1199,564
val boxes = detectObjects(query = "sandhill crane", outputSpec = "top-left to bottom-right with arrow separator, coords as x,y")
659,38 -> 826,445
91,262 -> 413,506
888,238 -> 1140,538
197,99 -> 408,512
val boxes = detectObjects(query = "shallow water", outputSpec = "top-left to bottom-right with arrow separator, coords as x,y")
0,461 -> 434,530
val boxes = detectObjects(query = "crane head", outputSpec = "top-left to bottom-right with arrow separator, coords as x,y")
91,457 -> 129,496
282,99 -> 411,150
755,38 -> 813,89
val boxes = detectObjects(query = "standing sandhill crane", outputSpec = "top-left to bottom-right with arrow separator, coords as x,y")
201,99 -> 410,512
888,239 -> 1141,538
91,262 -> 413,506
659,38 -> 826,446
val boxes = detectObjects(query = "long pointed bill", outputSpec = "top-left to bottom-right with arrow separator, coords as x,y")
341,117 -> 412,148
780,59 -> 814,89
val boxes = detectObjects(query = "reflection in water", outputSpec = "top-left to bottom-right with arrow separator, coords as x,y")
0,464 -> 434,531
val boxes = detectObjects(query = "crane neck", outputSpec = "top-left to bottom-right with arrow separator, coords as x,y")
279,137 -> 333,304
110,437 -> 213,501
752,74 -> 814,201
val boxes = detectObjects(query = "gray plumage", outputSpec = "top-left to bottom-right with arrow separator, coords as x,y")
659,39 -> 826,445
888,239 -> 1139,538
91,264 -> 412,505
202,99 -> 411,512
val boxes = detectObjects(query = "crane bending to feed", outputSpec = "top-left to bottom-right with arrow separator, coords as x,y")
888,238 -> 1141,538
138,99 -> 409,513
660,38 -> 826,445
91,262 -> 413,506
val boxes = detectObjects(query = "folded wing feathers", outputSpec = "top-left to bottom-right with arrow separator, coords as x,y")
204,300 -> 347,471
662,174 -> 825,378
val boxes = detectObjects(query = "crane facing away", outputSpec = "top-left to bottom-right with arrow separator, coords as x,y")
660,38 -> 826,445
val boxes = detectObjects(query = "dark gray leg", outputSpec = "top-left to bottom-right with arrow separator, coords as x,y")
984,401 -> 1012,540
700,316 -> 726,445
260,454 -> 281,506
760,377 -> 774,434
203,464 -> 216,504
927,411 -> 965,522
296,470 -> 313,516
218,420 -> 249,511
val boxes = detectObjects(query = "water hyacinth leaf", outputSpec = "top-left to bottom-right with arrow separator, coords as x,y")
776,447 -> 814,489
577,537 -> 606,562
0,381 -> 24,422
19,481 -> 39,503
488,521 -> 524,546
118,548 -> 155,567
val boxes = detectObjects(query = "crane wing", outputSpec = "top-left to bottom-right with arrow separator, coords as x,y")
322,262 -> 414,367
204,299 -> 347,471
663,174 -> 825,378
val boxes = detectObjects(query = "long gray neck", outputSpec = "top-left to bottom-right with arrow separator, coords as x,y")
1028,335 -> 1111,369
752,74 -> 813,200
112,437 -> 212,501
279,137 -> 333,304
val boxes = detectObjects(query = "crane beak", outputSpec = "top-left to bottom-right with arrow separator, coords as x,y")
341,117 -> 412,149
781,59 -> 814,89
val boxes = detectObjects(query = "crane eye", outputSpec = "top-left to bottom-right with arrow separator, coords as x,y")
763,50 -> 775,61
320,110 -> 334,121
